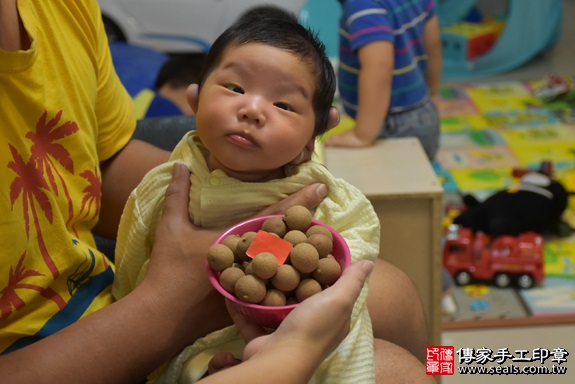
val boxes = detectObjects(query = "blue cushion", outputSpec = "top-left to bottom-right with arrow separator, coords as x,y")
109,42 -> 169,97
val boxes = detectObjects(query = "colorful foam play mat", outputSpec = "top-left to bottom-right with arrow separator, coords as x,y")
436,76 -> 575,325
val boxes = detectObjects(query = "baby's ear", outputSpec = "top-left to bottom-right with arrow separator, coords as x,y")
186,84 -> 200,114
327,106 -> 340,131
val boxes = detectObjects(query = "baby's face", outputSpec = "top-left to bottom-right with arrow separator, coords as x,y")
195,42 -> 316,182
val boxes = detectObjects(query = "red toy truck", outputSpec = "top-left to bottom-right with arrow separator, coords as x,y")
443,225 -> 544,289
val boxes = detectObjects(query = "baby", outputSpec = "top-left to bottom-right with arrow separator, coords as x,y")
113,9 -> 380,384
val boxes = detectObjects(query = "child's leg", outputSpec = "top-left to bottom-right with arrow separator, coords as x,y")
368,259 -> 428,362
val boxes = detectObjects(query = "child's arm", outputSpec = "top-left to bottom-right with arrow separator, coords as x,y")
355,41 -> 394,144
423,14 -> 442,100
325,41 -> 393,147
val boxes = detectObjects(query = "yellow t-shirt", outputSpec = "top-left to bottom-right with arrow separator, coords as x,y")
0,0 -> 135,353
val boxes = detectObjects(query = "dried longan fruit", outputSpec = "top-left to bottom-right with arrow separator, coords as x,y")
312,257 -> 342,285
219,266 -> 246,293
235,231 -> 257,262
295,278 -> 322,302
261,289 -> 287,306
261,216 -> 288,237
235,275 -> 266,304
306,225 -> 333,241
270,264 -> 300,292
284,205 -> 312,231
290,242 -> 319,274
251,252 -> 279,279
306,233 -> 333,258
283,230 -> 308,246
243,260 -> 254,275
207,244 -> 235,272
222,234 -> 242,254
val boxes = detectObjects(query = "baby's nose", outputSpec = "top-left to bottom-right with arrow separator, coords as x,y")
240,97 -> 266,125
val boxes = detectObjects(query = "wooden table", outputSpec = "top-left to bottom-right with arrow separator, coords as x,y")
323,138 -> 444,347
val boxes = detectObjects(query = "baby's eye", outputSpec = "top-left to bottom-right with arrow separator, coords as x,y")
226,85 -> 244,94
274,102 -> 292,111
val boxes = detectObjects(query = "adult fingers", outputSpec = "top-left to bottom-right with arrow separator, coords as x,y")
324,260 -> 374,307
280,259 -> 374,335
161,162 -> 192,225
207,352 -> 240,375
226,300 -> 268,343
288,259 -> 374,322
268,260 -> 374,360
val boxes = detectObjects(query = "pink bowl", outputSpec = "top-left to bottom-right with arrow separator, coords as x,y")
207,215 -> 351,329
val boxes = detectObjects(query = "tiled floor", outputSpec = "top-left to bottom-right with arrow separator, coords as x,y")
441,1 -> 575,382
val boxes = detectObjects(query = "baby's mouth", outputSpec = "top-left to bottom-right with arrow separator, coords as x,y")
228,132 -> 259,148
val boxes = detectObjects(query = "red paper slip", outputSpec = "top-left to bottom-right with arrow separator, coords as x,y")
246,230 -> 293,265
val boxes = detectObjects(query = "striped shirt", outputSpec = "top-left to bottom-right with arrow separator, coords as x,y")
338,0 -> 436,116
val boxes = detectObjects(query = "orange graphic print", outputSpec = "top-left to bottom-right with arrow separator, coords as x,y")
4,108 -> 103,322
26,110 -> 79,234
7,110 -> 84,278
8,144 -> 58,278
0,253 -> 66,319
78,167 -> 101,221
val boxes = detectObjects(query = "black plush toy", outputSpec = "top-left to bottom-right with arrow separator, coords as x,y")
453,171 -> 570,237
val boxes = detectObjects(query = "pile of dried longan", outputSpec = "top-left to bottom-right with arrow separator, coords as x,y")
207,205 -> 343,306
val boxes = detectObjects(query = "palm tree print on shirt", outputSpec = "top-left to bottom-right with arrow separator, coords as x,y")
8,144 -> 59,279
78,167 -> 101,222
0,253 -> 66,319
7,110 -> 86,277
26,110 -> 79,236
4,109 -> 103,321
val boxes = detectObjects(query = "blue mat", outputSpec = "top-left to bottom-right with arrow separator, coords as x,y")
109,42 -> 168,97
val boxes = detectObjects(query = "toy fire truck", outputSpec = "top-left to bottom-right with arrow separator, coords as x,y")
443,225 -> 544,289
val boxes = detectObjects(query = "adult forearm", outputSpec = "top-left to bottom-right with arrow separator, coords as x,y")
0,283 -> 215,384
95,139 -> 171,239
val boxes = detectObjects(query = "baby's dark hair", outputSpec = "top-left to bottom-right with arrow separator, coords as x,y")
197,7 -> 336,136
